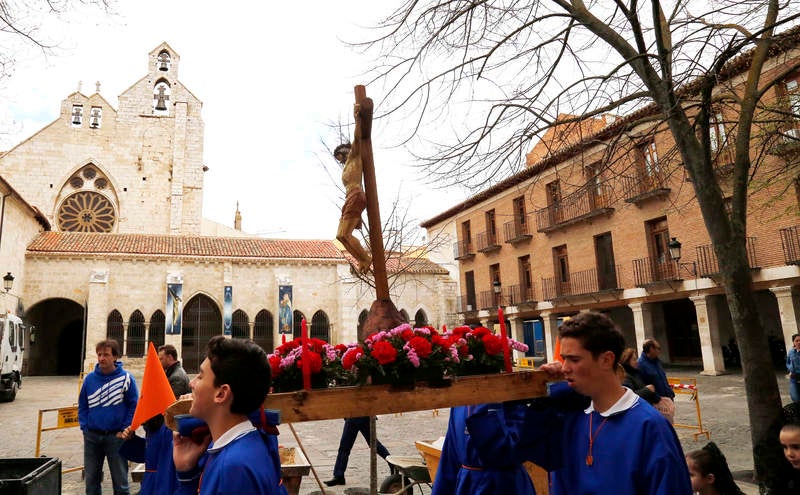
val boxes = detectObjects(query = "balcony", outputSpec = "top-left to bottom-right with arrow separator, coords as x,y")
476,231 -> 501,253
453,240 -> 475,260
479,290 -> 500,310
623,171 -> 670,205
632,257 -> 680,286
767,122 -> 800,157
535,184 -> 614,233
540,266 -> 621,301
457,294 -> 478,313
695,237 -> 759,277
499,283 -> 537,306
503,219 -> 532,244
780,225 -> 800,265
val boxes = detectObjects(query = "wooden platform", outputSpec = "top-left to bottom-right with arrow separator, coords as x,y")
166,370 -> 549,426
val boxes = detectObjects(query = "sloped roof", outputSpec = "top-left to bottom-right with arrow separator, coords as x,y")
420,23 -> 800,229
340,250 -> 449,275
26,232 -> 345,261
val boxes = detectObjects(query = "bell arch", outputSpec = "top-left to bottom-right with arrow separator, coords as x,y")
253,309 -> 274,353
181,294 -> 222,373
153,79 -> 171,115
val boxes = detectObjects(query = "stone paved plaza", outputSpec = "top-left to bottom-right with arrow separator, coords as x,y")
0,368 -> 790,494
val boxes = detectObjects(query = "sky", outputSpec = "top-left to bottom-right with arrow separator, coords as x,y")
0,1 -> 471,240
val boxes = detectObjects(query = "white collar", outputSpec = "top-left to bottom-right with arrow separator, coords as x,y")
584,387 -> 639,417
208,420 -> 255,452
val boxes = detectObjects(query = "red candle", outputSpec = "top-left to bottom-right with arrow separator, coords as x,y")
301,318 -> 311,390
498,307 -> 512,373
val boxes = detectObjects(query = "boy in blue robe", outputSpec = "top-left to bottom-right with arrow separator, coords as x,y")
172,336 -> 286,495
525,311 -> 692,495
432,402 -> 538,495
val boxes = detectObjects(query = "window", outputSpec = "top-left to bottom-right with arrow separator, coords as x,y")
646,217 -> 670,263
485,209 -> 497,243
518,255 -> 532,301
513,196 -> 526,226
461,220 -> 472,247
545,180 -> 561,206
553,245 -> 569,296
637,140 -> 659,177
465,271 -> 476,310
584,161 -> 603,195
710,111 -> 726,152
489,264 -> 501,305
71,105 -> 83,126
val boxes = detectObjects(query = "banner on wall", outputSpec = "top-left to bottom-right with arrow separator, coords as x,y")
278,285 -> 293,334
165,283 -> 183,335
223,286 -> 232,335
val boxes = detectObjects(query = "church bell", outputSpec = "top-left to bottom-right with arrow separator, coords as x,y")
155,94 -> 167,111
90,116 -> 99,129
159,59 -> 169,71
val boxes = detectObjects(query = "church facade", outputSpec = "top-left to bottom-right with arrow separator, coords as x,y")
0,42 -> 457,375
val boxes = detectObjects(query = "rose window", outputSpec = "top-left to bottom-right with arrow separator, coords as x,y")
57,191 -> 116,232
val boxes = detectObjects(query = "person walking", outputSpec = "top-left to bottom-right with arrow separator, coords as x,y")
638,338 -> 676,422
78,339 -> 139,495
786,334 -> 800,403
324,416 -> 391,486
619,347 -> 659,406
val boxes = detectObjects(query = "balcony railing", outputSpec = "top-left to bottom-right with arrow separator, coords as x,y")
632,257 -> 680,286
780,225 -> 800,265
623,171 -> 670,204
535,184 -> 614,232
498,283 -> 536,306
695,237 -> 758,277
457,294 -> 477,313
540,266 -> 621,300
453,240 -> 475,260
476,231 -> 501,253
503,219 -> 532,244
479,290 -> 500,309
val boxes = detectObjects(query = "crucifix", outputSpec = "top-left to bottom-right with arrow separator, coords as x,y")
337,85 -> 405,341
155,85 -> 169,111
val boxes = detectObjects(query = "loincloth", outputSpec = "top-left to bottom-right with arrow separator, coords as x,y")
341,190 -> 367,229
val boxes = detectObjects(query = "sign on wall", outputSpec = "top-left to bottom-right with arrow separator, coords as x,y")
278,285 -> 293,334
223,286 -> 232,335
166,283 -> 183,335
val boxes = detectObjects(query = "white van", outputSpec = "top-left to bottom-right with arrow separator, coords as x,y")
0,312 -> 24,402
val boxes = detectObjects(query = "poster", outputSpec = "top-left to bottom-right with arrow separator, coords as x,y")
278,285 -> 293,334
223,286 -> 232,335
166,283 -> 183,335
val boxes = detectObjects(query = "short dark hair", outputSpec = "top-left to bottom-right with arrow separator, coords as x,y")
206,336 -> 271,415
158,344 -> 178,360
333,143 -> 351,159
96,339 -> 121,358
642,339 -> 659,354
558,312 -> 625,366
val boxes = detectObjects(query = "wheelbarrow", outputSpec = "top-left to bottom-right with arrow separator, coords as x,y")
378,455 -> 432,495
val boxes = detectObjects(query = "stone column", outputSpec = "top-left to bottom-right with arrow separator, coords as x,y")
541,312 -> 560,363
690,295 -> 726,375
628,302 -> 655,353
770,286 -> 800,352
479,317 -> 490,329
85,269 -> 110,372
507,316 -> 526,360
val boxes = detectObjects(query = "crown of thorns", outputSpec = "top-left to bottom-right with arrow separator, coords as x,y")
333,143 -> 351,157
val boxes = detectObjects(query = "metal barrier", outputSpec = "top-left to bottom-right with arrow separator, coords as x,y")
667,377 -> 710,440
35,406 -> 84,474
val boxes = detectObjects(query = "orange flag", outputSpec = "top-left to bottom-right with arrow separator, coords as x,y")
553,336 -> 564,363
129,342 -> 176,430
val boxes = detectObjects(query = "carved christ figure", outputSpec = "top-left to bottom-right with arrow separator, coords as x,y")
334,104 -> 372,274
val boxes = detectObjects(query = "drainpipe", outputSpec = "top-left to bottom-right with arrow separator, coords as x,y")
0,192 -> 9,251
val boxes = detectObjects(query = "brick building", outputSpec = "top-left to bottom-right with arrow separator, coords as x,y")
422,32 -> 800,375
0,42 -> 457,375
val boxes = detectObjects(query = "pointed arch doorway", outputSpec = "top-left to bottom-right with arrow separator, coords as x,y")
181,294 -> 222,373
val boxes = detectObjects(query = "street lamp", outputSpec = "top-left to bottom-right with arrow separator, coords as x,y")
492,279 -> 502,307
3,272 -> 13,292
667,237 -> 697,276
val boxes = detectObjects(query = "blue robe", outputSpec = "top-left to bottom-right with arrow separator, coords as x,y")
432,403 -> 537,495
526,387 -> 692,495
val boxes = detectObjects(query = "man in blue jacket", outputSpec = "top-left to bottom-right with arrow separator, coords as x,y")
79,339 -> 139,495
638,338 -> 676,422
172,336 -> 286,495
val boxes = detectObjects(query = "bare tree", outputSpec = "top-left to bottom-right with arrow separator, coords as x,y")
361,1 -> 800,491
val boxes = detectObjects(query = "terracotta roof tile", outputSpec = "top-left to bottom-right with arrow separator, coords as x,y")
340,249 -> 449,275
26,232 -> 346,260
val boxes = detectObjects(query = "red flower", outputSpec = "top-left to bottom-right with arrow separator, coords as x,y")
400,328 -> 414,341
482,334 -> 505,355
298,351 -> 323,373
342,347 -> 363,370
408,336 -> 433,358
452,326 -> 471,337
472,326 -> 492,338
372,341 -> 398,365
268,354 -> 282,377
334,343 -> 349,354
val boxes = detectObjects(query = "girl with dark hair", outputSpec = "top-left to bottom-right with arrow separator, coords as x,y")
685,442 -> 744,495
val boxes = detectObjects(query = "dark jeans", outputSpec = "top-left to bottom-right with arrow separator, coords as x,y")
333,416 -> 390,477
83,430 -> 129,495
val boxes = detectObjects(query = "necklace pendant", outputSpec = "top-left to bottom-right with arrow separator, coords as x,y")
586,455 -> 593,466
